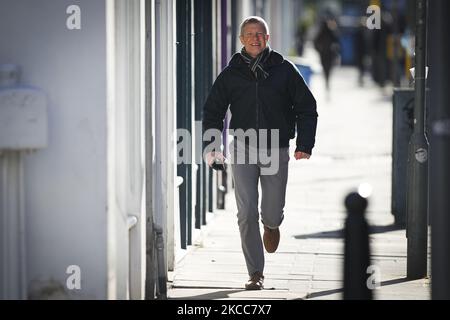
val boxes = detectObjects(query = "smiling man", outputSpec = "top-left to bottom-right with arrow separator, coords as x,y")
202,16 -> 318,290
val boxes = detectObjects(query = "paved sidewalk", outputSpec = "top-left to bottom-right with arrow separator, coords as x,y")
168,67 -> 431,300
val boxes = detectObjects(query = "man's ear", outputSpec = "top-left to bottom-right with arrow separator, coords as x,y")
239,35 -> 245,46
266,34 -> 270,42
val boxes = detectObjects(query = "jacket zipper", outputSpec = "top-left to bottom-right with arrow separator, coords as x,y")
255,81 -> 259,131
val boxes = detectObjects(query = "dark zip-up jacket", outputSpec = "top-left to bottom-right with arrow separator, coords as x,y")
202,50 -> 318,154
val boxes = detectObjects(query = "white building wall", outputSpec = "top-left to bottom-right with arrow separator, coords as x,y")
153,0 -> 177,281
106,0 -> 147,300
234,0 -> 296,56
267,0 -> 295,56
235,0 -> 253,51
0,0 -> 108,299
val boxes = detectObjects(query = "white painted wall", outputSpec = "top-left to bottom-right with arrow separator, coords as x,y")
0,0 -> 108,299
235,0 -> 253,56
235,0 -> 296,55
267,0 -> 296,56
106,0 -> 147,300
153,0 -> 177,282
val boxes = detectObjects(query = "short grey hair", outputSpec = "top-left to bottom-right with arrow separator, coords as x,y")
239,16 -> 269,36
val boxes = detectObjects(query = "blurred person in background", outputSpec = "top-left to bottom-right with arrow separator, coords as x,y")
369,10 -> 391,90
355,16 -> 370,87
314,16 -> 340,97
295,20 -> 308,57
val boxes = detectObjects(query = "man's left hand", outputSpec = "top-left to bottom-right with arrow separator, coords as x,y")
294,152 -> 311,160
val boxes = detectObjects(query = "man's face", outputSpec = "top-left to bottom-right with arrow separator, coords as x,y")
239,23 -> 270,58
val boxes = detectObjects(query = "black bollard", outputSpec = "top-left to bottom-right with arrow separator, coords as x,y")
154,226 -> 167,300
343,192 -> 373,300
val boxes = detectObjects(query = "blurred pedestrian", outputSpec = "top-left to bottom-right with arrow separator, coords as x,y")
314,18 -> 340,95
295,19 -> 308,56
355,17 -> 369,86
370,12 -> 391,89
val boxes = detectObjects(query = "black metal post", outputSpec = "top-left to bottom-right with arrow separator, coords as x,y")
343,192 -> 372,300
207,1 -> 214,216
406,0 -> 428,280
208,166 -> 213,214
429,0 -> 450,299
176,0 -> 193,248
194,0 -> 204,229
194,0 -> 213,225
231,0 -> 237,54
216,0 -> 228,210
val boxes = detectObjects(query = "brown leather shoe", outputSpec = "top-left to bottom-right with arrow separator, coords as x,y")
245,271 -> 264,290
263,226 -> 280,253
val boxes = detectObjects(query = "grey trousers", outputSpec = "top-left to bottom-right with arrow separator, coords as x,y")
230,141 -> 290,276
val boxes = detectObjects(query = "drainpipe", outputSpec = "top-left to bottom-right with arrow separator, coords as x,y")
0,64 -> 48,299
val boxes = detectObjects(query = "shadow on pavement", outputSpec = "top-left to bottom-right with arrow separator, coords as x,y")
380,277 -> 412,287
293,224 -> 403,240
168,289 -> 245,300
305,288 -> 343,299
304,278 -> 413,299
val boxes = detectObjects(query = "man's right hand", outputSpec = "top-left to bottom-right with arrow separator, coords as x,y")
294,151 -> 311,160
205,151 -> 225,168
